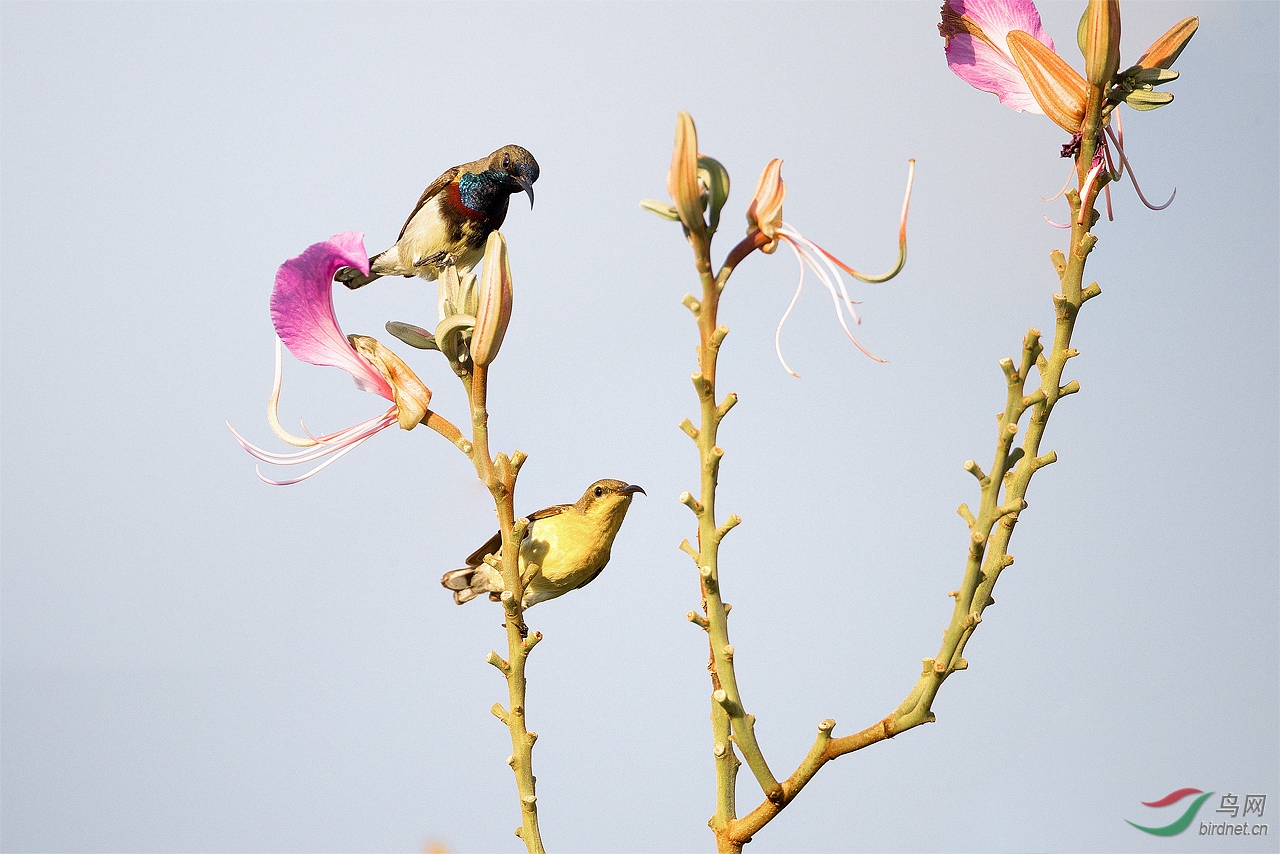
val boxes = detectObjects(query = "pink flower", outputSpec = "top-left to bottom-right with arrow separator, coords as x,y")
939,0 -> 1056,115
230,233 -> 431,485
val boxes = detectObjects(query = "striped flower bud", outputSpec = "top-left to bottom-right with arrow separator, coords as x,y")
1007,30 -> 1089,133
1136,16 -> 1198,70
471,231 -> 513,368
666,111 -> 706,239
1080,0 -> 1121,87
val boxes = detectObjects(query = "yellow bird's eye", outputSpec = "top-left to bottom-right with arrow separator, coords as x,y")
594,486 -> 604,498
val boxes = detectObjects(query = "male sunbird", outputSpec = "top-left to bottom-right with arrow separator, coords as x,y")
443,480 -> 644,609
335,144 -> 539,289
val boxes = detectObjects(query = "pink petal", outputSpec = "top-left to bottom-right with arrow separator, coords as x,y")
270,233 -> 393,400
943,0 -> 1055,114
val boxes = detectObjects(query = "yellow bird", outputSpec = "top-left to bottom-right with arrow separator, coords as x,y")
442,479 -> 644,609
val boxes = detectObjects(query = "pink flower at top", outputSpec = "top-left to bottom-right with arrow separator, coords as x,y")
939,0 -> 1055,115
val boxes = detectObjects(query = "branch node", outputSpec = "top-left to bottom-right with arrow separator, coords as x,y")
711,324 -> 730,348
1001,554 -> 1015,568
486,650 -> 511,675
716,513 -> 742,540
678,418 -> 700,441
1082,282 -> 1102,301
523,630 -> 543,651
527,730 -> 538,744
491,703 -> 510,724
722,644 -> 734,661
714,741 -> 727,757
818,719 -> 836,734
954,658 -> 969,671
999,357 -> 1018,382
680,491 -> 704,514
1059,379 -> 1081,397
963,460 -> 987,483
679,539 -> 701,563
682,293 -> 701,315
506,754 -> 516,768
520,562 -> 542,588
522,795 -> 537,809
921,658 -> 936,675
957,503 -> 976,528
947,589 -> 960,599
716,392 -> 738,418
1049,249 -> 1067,279
712,689 -> 742,716
687,610 -> 709,630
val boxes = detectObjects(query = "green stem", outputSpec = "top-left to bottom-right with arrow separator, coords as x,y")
464,363 -> 544,854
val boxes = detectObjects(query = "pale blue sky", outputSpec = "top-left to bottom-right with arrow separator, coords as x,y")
2,2 -> 1276,852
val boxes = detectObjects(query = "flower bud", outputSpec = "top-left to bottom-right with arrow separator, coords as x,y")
471,231 -> 513,367
666,111 -> 706,239
348,335 -> 432,430
1007,30 -> 1089,133
1136,16 -> 1198,70
745,159 -> 785,254
1079,0 -> 1121,87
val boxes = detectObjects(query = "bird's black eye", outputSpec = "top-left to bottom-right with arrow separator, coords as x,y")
502,154 -> 511,171
594,486 -> 604,498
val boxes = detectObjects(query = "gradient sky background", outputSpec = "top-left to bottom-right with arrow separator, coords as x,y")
2,2 -> 1276,852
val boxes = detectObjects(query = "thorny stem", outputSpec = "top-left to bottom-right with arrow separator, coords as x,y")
462,361 -> 544,853
682,85 -> 1107,852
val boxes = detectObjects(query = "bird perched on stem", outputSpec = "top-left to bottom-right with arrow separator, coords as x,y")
443,480 -> 645,609
335,145 -> 539,289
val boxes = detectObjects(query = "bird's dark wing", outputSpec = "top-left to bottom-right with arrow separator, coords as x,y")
527,503 -> 571,522
464,531 -> 503,567
396,166 -> 461,241
463,504 -> 570,566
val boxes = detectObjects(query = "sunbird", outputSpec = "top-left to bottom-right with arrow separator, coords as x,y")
335,144 -> 539,289
442,480 -> 645,609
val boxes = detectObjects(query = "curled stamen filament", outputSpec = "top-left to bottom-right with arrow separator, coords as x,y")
230,409 -> 398,485
774,225 -> 885,376
1105,124 -> 1175,211
1042,165 -> 1076,203
228,336 -> 401,485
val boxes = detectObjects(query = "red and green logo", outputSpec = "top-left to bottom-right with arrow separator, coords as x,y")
1127,788 -> 1214,836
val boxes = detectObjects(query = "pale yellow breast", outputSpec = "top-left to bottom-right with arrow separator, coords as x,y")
520,511 -> 610,590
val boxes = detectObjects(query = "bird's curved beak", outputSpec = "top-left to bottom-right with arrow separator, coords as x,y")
621,484 -> 646,496
516,175 -> 535,209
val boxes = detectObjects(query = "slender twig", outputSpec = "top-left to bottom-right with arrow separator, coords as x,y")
677,80 -> 1110,850
460,360 -> 545,852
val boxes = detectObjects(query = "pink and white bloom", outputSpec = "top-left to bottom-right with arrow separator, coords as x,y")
939,0 -> 1056,115
230,232 -> 431,485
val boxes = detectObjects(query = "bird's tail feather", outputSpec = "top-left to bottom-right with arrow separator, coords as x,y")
441,565 -> 504,605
